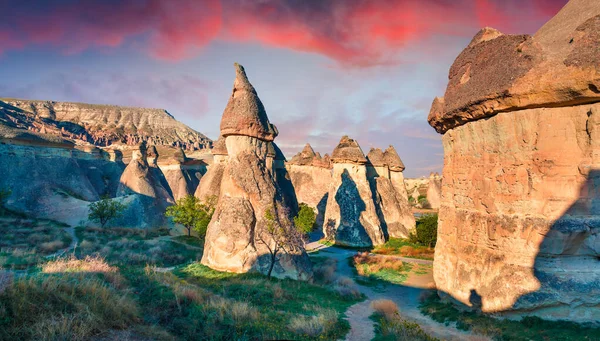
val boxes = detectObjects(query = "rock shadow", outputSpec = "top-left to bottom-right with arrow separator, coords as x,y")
333,169 -> 373,247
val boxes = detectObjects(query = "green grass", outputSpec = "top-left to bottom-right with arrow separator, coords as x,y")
370,313 -> 438,341
168,263 -> 361,340
75,227 -> 201,267
0,250 -> 45,270
172,235 -> 204,248
372,238 -> 434,260
420,294 -> 600,340
0,217 -> 72,256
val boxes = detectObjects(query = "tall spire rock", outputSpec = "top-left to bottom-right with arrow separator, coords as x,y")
219,63 -> 278,141
429,0 -> 600,322
202,64 -> 310,280
323,136 -> 385,247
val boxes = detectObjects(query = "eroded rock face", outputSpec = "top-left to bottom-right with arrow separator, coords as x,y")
194,136 -> 227,202
323,137 -> 385,247
116,142 -> 174,227
430,0 -> 600,322
201,64 -> 311,280
287,144 -> 332,226
367,147 -> 415,239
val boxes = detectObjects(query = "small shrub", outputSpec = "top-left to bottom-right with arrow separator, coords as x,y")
371,299 -> 399,321
166,195 -> 215,237
288,307 -> 338,337
333,276 -> 361,299
312,258 -> 338,284
410,214 -> 438,247
88,197 -> 127,228
294,203 -> 316,235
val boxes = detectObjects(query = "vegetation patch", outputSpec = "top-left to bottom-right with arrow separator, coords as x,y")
165,262 -> 362,340
76,227 -> 201,267
0,257 -> 139,341
409,214 -> 438,248
352,252 -> 413,285
420,293 -> 600,341
371,299 -> 437,341
0,217 -> 71,255
373,238 -> 434,260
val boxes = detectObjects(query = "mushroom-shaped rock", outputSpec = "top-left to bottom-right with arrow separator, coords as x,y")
220,63 -> 278,141
383,146 -> 405,172
331,136 -> 367,164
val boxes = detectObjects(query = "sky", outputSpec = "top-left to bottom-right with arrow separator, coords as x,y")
0,0 -> 568,177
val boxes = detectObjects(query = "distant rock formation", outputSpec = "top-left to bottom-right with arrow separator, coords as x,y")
287,143 -> 332,226
367,147 -> 415,239
2,98 -> 212,150
429,0 -> 600,322
426,172 -> 442,209
116,142 -> 174,228
201,64 -> 311,280
157,147 -> 204,201
323,136 -> 385,247
194,136 -> 227,202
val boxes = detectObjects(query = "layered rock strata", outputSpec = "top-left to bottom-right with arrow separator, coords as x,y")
323,136 -> 385,247
429,0 -> 600,322
157,147 -> 203,201
201,64 -> 311,280
287,144 -> 333,226
367,147 -> 416,239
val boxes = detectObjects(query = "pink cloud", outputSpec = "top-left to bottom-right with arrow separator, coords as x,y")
0,0 -> 567,66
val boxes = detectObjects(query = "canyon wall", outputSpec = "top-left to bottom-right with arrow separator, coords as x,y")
429,0 -> 600,322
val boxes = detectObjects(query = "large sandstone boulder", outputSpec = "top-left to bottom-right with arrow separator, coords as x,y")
323,136 -> 385,247
287,143 -> 332,226
429,0 -> 600,323
201,64 -> 311,280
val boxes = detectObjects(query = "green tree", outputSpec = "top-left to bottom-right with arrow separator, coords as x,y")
293,203 -> 316,235
410,214 -> 438,247
88,197 -> 127,228
165,195 -> 216,237
257,206 -> 303,279
0,188 -> 11,216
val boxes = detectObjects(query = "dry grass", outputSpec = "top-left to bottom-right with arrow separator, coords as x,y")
371,299 -> 400,321
288,306 -> 338,337
333,276 -> 362,299
42,256 -> 124,288
0,269 -> 139,340
312,258 -> 337,284
354,252 -> 405,275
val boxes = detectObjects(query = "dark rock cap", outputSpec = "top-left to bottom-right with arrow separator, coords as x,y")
211,136 -> 228,156
220,63 -> 278,141
366,148 -> 386,167
331,136 -> 367,164
384,145 -> 405,172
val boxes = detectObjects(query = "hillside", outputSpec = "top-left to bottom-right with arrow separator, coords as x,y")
1,98 -> 212,150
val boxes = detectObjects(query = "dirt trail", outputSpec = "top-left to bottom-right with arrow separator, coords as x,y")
45,226 -> 78,259
307,243 -> 486,341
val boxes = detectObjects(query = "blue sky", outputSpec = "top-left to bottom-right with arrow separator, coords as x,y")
0,0 -> 567,177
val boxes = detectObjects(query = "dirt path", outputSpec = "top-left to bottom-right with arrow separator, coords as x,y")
308,243 -> 485,341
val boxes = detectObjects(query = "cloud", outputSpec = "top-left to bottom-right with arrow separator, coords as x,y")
0,0 -> 567,66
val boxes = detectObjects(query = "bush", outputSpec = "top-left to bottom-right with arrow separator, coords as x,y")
294,203 -> 316,235
88,197 -> 126,228
409,214 -> 438,247
166,195 -> 216,237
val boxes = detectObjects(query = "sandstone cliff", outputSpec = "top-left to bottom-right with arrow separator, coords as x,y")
2,98 -> 211,150
426,172 -> 442,209
429,0 -> 600,322
323,136 -> 385,247
201,64 -> 311,280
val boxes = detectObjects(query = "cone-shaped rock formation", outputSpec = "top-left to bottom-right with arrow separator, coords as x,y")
323,136 -> 385,247
194,136 -> 227,202
202,64 -> 311,280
